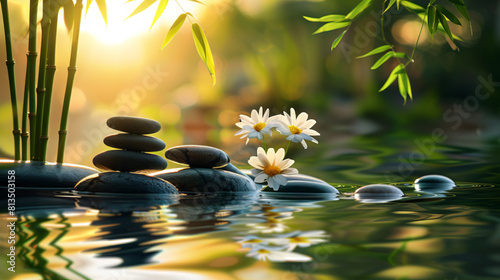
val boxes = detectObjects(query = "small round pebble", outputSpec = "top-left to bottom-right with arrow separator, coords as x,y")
414,174 -> 456,190
75,172 -> 179,194
354,184 -> 404,197
93,150 -> 168,172
104,134 -> 166,152
262,180 -> 339,194
107,116 -> 161,134
165,145 -> 230,168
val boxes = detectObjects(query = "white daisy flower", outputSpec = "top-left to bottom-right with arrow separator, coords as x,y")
235,107 -> 279,144
277,108 -> 320,149
246,244 -> 312,262
265,230 -> 329,251
248,147 -> 298,191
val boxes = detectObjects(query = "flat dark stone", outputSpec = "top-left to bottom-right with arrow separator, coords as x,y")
152,168 -> 257,193
107,116 -> 161,134
104,134 -> 166,152
262,180 -> 339,193
217,163 -> 249,177
414,174 -> 456,190
75,172 -> 179,194
93,150 -> 167,172
354,184 -> 404,197
0,160 -> 98,189
165,145 -> 230,168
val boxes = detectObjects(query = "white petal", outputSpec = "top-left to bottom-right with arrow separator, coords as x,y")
267,148 -> 276,165
278,159 -> 295,170
248,131 -> 260,139
287,134 -> 303,143
257,147 -> 266,155
251,109 -> 259,123
302,128 -> 320,136
258,150 -> 270,166
243,125 -> 254,131
267,177 -> 280,191
302,119 -> 316,129
274,148 -> 285,165
296,112 -> 308,127
290,108 -> 296,123
245,137 -> 250,144
263,108 -> 269,122
251,169 -> 264,176
240,115 -> 253,124
282,168 -> 298,175
301,140 -> 308,149
234,129 -> 248,136
248,157 -> 264,169
255,173 -> 269,183
273,174 -> 287,186
267,251 -> 312,262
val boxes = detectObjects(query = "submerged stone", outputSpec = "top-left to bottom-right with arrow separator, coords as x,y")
107,116 -> 161,134
165,145 -> 230,168
354,184 -> 404,198
104,133 -> 166,152
414,174 -> 456,191
262,180 -> 339,194
93,150 -> 167,172
152,168 -> 257,193
0,160 -> 98,189
75,172 -> 179,194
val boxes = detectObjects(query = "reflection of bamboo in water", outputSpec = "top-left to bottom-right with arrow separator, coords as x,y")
16,213 -> 89,280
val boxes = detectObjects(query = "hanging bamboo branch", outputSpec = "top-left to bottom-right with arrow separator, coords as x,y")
33,0 -> 52,161
57,0 -> 83,163
39,2 -> 59,162
1,0 -> 21,160
27,0 -> 39,160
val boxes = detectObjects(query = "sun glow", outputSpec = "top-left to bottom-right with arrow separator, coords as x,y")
81,1 -> 162,46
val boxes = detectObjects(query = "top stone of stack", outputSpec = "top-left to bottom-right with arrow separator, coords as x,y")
107,116 -> 161,134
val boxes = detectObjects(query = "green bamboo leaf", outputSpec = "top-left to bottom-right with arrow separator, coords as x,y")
398,73 -> 408,104
453,3 -> 469,20
401,1 -> 425,14
371,51 -> 394,70
150,0 -> 169,31
192,23 -> 216,85
357,45 -> 392,58
397,0 -> 402,10
427,6 -> 437,36
447,0 -> 465,5
435,5 -> 461,25
346,0 -> 372,20
304,14 -> 346,22
313,21 -> 351,35
95,0 -> 107,24
379,64 -> 405,92
437,10 -> 454,41
331,29 -> 348,50
127,0 -> 157,19
403,70 -> 413,100
161,13 -> 186,49
384,0 -> 396,14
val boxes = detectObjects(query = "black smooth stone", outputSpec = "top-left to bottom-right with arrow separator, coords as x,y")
217,163 -> 249,177
75,172 -> 179,194
93,150 -> 167,172
262,180 -> 339,194
0,160 -> 98,189
354,184 -> 404,197
414,174 -> 456,191
104,133 -> 166,152
152,168 -> 257,193
107,116 -> 161,134
165,145 -> 230,168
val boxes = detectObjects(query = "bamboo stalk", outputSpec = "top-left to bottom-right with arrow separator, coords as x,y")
27,0 -> 39,160
33,0 -> 51,161
39,3 -> 59,162
21,71 -> 29,161
1,0 -> 21,160
57,0 -> 83,163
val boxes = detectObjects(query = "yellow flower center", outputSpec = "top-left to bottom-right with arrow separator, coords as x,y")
289,237 -> 309,243
243,239 -> 263,244
253,122 -> 267,132
257,249 -> 270,254
264,165 -> 281,177
289,125 -> 302,135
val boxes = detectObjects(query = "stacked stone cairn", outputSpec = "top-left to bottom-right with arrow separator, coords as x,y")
75,116 -> 178,194
152,145 -> 257,193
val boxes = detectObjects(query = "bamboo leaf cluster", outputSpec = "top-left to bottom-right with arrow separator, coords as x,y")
305,0 -> 471,103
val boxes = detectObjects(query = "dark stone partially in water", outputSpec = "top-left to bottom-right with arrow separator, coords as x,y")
217,163 -> 248,177
0,160 -> 98,189
75,172 -> 179,194
104,134 -> 166,152
354,184 -> 404,202
107,116 -> 161,134
262,180 -> 339,194
164,145 -> 230,168
414,174 -> 456,191
152,168 -> 257,193
93,150 -> 168,172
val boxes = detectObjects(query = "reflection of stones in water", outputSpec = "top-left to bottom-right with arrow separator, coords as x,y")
85,212 -> 172,267
169,194 -> 258,235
